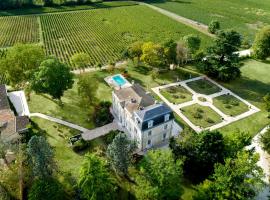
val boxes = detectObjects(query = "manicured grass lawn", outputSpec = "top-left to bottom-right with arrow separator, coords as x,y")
213,94 -> 249,116
182,104 -> 222,128
187,79 -> 221,95
149,0 -> 270,40
28,71 -> 113,129
160,85 -> 193,104
218,59 -> 270,136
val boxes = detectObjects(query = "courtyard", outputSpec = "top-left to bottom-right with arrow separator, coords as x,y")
152,76 -> 260,132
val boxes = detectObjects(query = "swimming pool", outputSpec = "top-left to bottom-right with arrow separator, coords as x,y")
112,75 -> 127,87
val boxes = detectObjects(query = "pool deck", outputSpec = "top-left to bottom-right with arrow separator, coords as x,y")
104,74 -> 132,90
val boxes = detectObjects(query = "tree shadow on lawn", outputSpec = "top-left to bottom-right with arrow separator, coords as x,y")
145,0 -> 192,4
133,65 -> 151,75
222,76 -> 270,105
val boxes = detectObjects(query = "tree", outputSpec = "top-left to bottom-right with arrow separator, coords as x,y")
27,136 -> 55,179
263,93 -> 270,111
30,57 -> 74,101
170,130 -> 226,183
28,178 -> 64,200
260,128 -> 270,154
78,153 -> 116,200
43,0 -> 53,6
199,30 -> 242,81
176,41 -> 188,66
163,39 -> 177,64
77,74 -> 99,106
253,26 -> 270,60
127,41 -> 144,62
0,43 -> 44,87
70,52 -> 91,71
140,42 -> 166,68
208,20 -> 220,34
183,34 -> 201,56
135,149 -> 183,200
106,133 -> 136,175
193,151 -> 264,200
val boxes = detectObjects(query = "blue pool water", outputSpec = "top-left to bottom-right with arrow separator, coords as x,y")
112,75 -> 127,86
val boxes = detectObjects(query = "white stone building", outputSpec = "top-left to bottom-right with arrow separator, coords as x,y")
112,83 -> 176,151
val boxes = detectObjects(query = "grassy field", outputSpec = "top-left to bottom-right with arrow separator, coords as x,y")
213,94 -> 249,117
149,0 -> 270,41
0,15 -> 39,47
187,79 -> 221,95
182,104 -> 223,128
160,85 -> 193,104
40,5 -> 211,66
219,59 -> 270,136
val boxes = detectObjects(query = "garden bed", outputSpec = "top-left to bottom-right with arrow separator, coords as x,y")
187,79 -> 221,95
160,85 -> 193,104
181,104 -> 222,128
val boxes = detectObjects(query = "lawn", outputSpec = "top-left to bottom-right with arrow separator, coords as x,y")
213,94 -> 249,117
28,71 -> 113,129
160,85 -> 193,104
181,104 -> 223,128
149,0 -> 270,40
187,79 -> 221,95
218,59 -> 270,136
40,4 -> 211,66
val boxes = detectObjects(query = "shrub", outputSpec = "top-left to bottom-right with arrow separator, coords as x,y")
208,20 -> 220,34
102,130 -> 120,145
260,129 -> 270,154
206,118 -> 215,124
253,26 -> 270,60
193,112 -> 203,119
196,108 -> 204,113
72,139 -> 91,153
94,101 -> 114,127
225,104 -> 232,109
231,100 -> 239,106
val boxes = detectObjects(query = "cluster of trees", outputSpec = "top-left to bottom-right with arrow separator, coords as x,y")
0,0 -> 102,9
0,43 -> 74,103
253,26 -> 270,60
124,34 -> 202,69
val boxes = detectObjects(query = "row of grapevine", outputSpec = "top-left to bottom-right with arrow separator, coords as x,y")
0,16 -> 39,48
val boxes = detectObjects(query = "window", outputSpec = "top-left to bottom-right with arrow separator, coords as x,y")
163,133 -> 167,141
164,114 -> 170,121
148,131 -> 152,136
148,120 -> 153,128
164,124 -> 168,130
148,140 -> 151,145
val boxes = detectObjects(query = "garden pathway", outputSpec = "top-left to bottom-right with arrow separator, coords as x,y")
152,76 -> 260,132
30,113 -> 89,132
138,2 -> 215,38
81,120 -> 120,141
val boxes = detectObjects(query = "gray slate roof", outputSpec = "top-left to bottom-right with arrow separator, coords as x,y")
135,103 -> 172,122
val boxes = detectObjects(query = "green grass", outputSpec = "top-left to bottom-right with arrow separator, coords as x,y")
182,104 -> 222,128
28,71 -> 113,129
213,94 -> 249,117
40,4 -> 211,66
0,15 -> 39,47
160,85 -> 193,104
149,0 -> 270,41
187,79 -> 221,95
218,59 -> 270,136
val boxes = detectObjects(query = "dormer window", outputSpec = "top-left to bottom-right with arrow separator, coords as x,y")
148,120 -> 153,128
164,114 -> 170,122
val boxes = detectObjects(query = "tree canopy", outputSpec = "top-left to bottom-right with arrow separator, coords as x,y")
253,26 -> 270,60
78,153 -> 116,200
106,133 -> 136,175
193,151 -> 264,200
0,43 -> 44,87
135,149 -> 183,200
30,57 -> 74,100
208,20 -> 220,34
70,52 -> 91,71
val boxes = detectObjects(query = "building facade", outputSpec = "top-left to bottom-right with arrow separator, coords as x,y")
112,83 -> 175,151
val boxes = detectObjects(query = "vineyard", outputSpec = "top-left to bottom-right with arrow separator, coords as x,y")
40,5 -> 211,66
0,4 -> 211,67
0,16 -> 40,48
